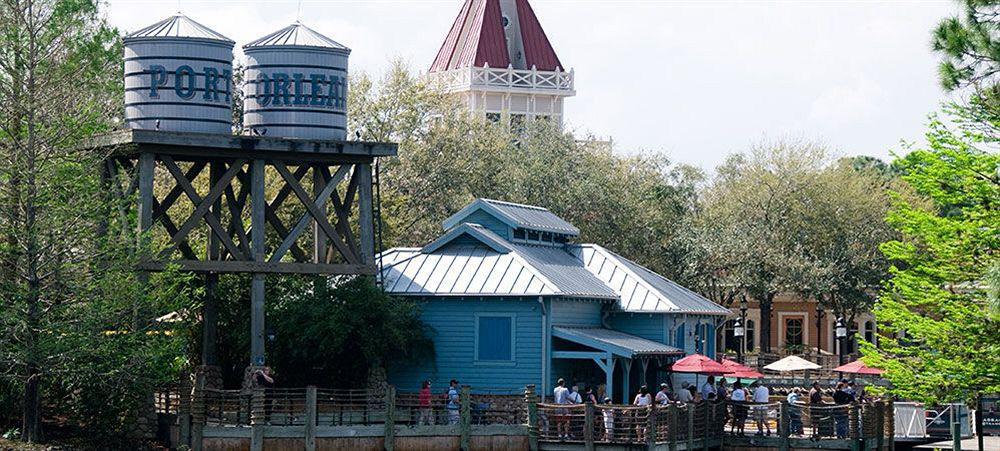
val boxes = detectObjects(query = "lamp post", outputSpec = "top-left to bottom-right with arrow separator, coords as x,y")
733,317 -> 745,364
835,317 -> 847,365
816,305 -> 825,356
738,299 -> 749,364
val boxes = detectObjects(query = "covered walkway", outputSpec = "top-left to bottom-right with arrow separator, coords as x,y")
552,326 -> 684,403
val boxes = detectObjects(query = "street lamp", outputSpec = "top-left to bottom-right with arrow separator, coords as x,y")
738,298 -> 749,363
835,317 -> 847,365
733,317 -> 745,364
816,305 -> 825,355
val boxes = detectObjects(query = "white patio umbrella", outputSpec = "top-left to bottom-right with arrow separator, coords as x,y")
763,355 -> 821,372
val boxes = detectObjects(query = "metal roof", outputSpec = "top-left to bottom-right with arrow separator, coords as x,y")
442,198 -> 580,235
511,244 -> 616,298
125,13 -> 233,43
575,245 -> 731,315
245,22 -> 350,51
553,327 -> 684,358
430,0 -> 563,72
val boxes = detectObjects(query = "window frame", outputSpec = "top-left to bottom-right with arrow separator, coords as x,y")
473,313 -> 517,366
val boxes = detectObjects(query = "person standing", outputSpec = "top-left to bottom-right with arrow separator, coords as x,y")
832,381 -> 852,438
787,388 -> 804,435
570,385 -> 583,404
584,386 -> 598,405
418,380 -> 433,425
752,381 -> 772,436
633,385 -> 652,442
676,381 -> 693,403
553,378 -> 571,440
655,383 -> 671,405
701,375 -> 717,400
717,379 -> 729,401
808,381 -> 825,438
730,381 -> 748,436
446,379 -> 461,425
253,368 -> 275,424
601,397 -> 615,442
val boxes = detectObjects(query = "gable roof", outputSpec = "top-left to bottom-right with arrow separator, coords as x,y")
423,223 -> 513,254
430,0 -> 563,72
442,198 -> 579,236
573,245 -> 731,315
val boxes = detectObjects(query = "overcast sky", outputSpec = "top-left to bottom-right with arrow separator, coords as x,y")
106,0 -> 959,171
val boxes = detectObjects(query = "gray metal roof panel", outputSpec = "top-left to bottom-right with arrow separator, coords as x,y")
573,245 -> 730,315
245,22 -> 350,51
126,14 -> 234,43
553,326 -> 684,357
510,244 -> 618,299
441,198 -> 580,235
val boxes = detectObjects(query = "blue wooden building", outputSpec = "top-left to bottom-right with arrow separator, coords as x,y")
380,199 -> 730,402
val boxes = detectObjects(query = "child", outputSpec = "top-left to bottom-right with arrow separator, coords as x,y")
602,397 -> 614,442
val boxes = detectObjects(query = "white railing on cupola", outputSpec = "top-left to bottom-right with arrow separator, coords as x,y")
427,64 -> 575,96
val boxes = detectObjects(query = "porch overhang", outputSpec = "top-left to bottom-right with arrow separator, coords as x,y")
552,326 -> 684,359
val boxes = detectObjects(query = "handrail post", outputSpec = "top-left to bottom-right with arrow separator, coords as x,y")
305,386 -> 317,451
849,402 -> 861,451
191,374 -> 206,451
779,401 -> 790,451
668,403 -> 678,451
646,405 -> 657,448
384,385 -> 396,451
250,388 -> 265,451
702,403 -> 709,451
460,385 -> 471,451
525,385 -> 539,451
584,402 -> 595,451
687,404 -> 694,451
885,400 -> 895,451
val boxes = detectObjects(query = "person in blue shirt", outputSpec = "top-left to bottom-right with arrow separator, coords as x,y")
446,379 -> 461,425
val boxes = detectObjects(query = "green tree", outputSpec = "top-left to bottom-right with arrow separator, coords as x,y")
933,0 -> 1000,132
0,0 -> 195,442
863,116 -> 1000,403
349,62 -> 701,281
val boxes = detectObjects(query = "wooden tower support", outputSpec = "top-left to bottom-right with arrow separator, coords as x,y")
85,129 -> 396,370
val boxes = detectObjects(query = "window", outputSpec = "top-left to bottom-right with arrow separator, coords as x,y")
745,319 -> 755,351
511,114 -> 526,134
554,235 -> 568,244
476,315 -> 514,362
486,112 -> 501,123
513,228 -> 526,240
674,323 -> 686,351
526,230 -> 539,241
864,321 -> 875,344
784,318 -> 804,352
541,232 -> 552,243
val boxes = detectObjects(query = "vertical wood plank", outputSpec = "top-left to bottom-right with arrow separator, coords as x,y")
305,386 -> 317,451
384,385 -> 396,451
356,163 -> 374,266
460,385 -> 471,451
668,403 -> 678,451
584,402 -> 594,451
313,164 -> 327,264
137,152 -> 155,240
526,385 -> 539,451
250,159 -> 266,367
203,162 -> 222,366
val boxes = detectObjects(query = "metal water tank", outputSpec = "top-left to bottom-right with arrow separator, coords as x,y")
243,22 -> 351,140
124,14 -> 234,134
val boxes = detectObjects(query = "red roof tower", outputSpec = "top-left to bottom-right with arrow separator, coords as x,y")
429,0 -> 575,124
431,0 -> 564,72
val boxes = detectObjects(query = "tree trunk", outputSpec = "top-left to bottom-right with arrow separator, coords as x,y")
759,293 -> 775,354
22,364 -> 42,442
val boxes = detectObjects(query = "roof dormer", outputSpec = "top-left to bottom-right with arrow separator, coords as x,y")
442,198 -> 578,246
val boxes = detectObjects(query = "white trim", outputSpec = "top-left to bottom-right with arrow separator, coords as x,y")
473,312 -> 517,366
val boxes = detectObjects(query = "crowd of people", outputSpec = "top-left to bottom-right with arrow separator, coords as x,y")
543,374 -> 871,442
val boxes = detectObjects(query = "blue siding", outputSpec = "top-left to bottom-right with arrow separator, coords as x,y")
550,300 -> 602,326
607,313 -> 664,342
462,210 -> 511,240
387,298 -> 542,393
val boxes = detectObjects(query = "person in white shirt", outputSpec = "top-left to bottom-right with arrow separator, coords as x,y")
675,381 -> 693,402
655,383 -> 671,405
632,385 -> 652,442
553,378 -> 570,440
752,382 -> 772,436
701,376 -> 717,401
730,381 -> 747,435
601,397 -> 615,441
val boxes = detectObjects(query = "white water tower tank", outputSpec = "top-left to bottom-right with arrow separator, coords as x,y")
242,22 -> 350,140
124,14 -> 234,134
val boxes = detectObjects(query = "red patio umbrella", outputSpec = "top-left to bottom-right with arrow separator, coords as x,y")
726,369 -> 765,379
832,359 -> 884,375
671,354 -> 732,375
720,358 -> 755,373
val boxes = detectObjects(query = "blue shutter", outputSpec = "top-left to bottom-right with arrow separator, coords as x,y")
707,324 -> 716,357
675,323 -> 686,352
478,316 -> 512,361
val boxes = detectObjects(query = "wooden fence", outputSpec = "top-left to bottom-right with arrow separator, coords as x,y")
161,383 -> 895,451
